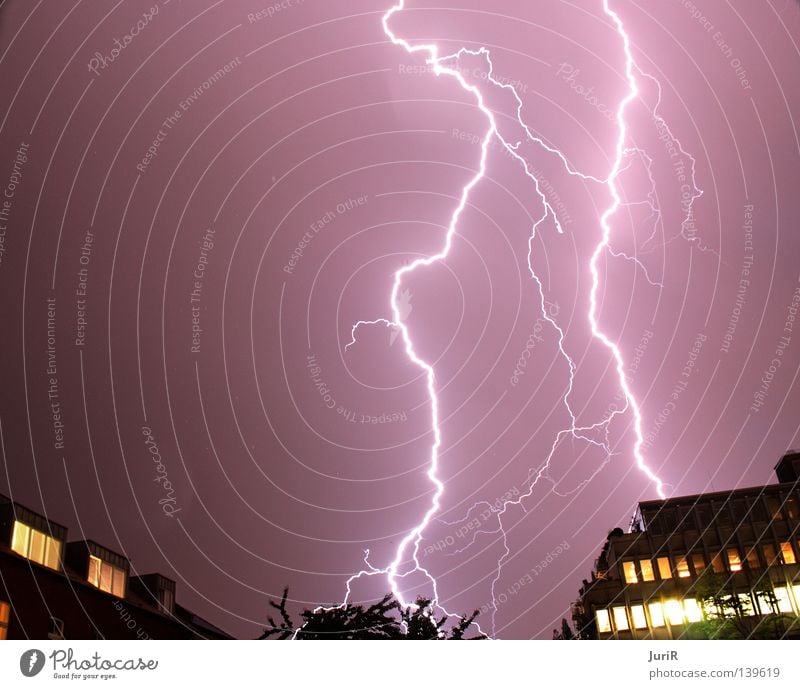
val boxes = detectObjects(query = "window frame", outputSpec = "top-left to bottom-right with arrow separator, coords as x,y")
656,556 -> 672,580
0,601 -> 9,640
10,521 -> 61,571
87,555 -> 126,597
595,609 -> 611,633
622,561 -> 638,584
779,542 -> 796,565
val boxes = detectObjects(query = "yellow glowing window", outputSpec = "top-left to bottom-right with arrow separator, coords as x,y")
722,594 -> 752,617
0,601 -> 9,640
763,544 -> 777,566
727,549 -> 742,572
676,556 -> 690,578
780,542 -> 796,565
622,561 -> 638,583
10,521 -> 61,570
648,602 -> 665,627
794,586 -> 800,613
640,559 -> 655,582
692,553 -> 705,574
657,556 -> 672,579
630,605 -> 647,629
595,609 -> 611,633
683,598 -> 703,623
711,552 -> 725,573
756,590 -> 777,615
612,606 -> 629,631
87,556 -> 126,597
773,587 -> 793,614
664,599 -> 683,626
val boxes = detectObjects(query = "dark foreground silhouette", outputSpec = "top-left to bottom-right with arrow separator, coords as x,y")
259,590 -> 487,639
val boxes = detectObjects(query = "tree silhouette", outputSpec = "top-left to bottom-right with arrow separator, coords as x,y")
684,567 -> 800,639
259,589 -> 487,640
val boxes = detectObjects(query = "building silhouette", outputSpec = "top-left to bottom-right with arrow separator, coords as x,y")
572,451 -> 800,639
0,494 -> 231,639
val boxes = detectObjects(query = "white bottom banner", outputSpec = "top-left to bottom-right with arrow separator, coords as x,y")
0,640 -> 796,686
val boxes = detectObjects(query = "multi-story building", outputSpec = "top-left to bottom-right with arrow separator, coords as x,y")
572,451 -> 800,639
0,493 -> 232,639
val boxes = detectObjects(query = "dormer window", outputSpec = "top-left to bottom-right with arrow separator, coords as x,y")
88,555 -> 126,597
10,521 -> 61,570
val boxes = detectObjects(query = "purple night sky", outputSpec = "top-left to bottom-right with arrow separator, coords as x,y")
1,0 -> 799,639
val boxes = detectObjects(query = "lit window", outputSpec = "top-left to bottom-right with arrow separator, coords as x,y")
763,544 -> 778,566
640,559 -> 655,582
595,609 -> 611,633
723,593 -> 753,617
0,601 -> 9,640
10,522 -> 61,570
648,602 -> 665,627
87,556 -> 126,597
745,548 -> 760,570
664,599 -> 683,625
727,548 -> 742,572
622,561 -> 638,584
780,542 -> 796,565
711,552 -> 725,573
773,587 -> 793,614
676,556 -> 690,578
756,590 -> 778,615
692,553 -> 705,574
657,556 -> 672,580
683,598 -> 703,623
612,606 -> 629,631
630,605 -> 647,629
794,586 -> 800,613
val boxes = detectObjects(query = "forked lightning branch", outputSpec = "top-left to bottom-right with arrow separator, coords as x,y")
335,0 -> 701,634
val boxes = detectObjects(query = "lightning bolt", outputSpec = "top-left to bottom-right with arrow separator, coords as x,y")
338,0 -> 699,636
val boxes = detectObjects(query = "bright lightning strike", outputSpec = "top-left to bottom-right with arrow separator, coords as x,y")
339,0 -> 699,634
